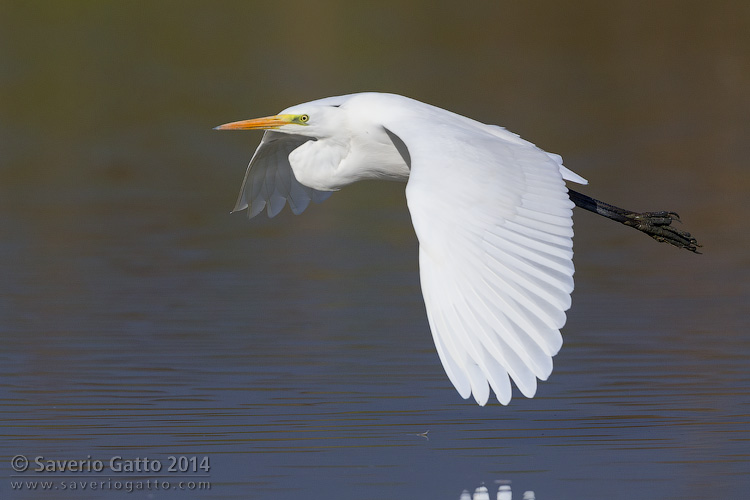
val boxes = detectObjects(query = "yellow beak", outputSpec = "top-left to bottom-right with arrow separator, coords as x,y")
214,114 -> 293,131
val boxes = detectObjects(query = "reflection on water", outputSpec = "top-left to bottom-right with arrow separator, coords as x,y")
460,483 -> 534,500
2,2 -> 749,499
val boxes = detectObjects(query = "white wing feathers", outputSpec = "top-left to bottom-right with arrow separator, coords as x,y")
392,115 -> 586,406
229,92 -> 589,406
233,131 -> 332,218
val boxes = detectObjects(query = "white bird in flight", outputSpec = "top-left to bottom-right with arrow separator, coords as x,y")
216,92 -> 699,406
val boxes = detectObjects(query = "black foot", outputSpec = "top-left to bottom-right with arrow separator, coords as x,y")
623,211 -> 701,253
568,189 -> 702,254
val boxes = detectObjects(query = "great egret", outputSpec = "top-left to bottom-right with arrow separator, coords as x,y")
216,92 -> 699,406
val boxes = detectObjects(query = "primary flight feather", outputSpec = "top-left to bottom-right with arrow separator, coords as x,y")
216,92 -> 699,406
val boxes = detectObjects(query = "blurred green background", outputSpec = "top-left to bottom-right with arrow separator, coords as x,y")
2,1 -> 748,308
3,1 -> 747,210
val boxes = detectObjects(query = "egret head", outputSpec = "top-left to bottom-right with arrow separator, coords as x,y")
214,104 -> 342,139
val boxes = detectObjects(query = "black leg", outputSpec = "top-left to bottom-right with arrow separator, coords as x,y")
568,189 -> 701,253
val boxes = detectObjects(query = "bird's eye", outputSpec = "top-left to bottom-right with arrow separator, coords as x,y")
299,114 -> 309,123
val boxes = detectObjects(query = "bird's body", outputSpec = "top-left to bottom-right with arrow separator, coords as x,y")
216,92 -> 698,406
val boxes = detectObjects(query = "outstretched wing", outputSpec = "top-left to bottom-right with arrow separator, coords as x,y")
233,131 -> 333,218
383,107 -> 587,406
